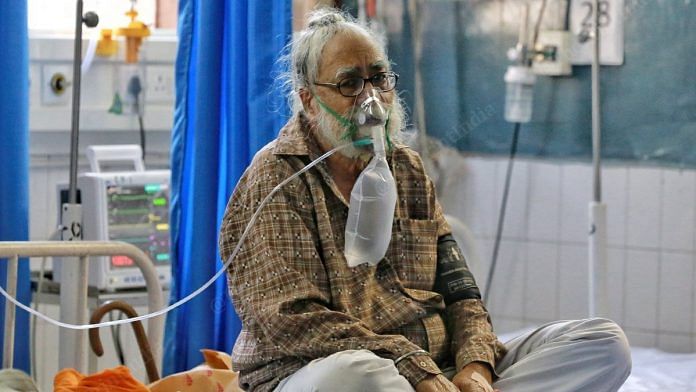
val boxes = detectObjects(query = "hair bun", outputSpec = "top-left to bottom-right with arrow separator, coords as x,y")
307,9 -> 346,29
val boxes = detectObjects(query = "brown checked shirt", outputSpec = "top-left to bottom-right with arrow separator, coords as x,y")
219,114 -> 506,391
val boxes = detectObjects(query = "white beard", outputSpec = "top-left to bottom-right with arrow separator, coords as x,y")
312,97 -> 405,161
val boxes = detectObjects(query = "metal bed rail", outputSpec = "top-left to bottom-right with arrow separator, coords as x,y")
0,241 -> 165,372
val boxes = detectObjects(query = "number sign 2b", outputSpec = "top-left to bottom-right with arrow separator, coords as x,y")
570,0 -> 624,65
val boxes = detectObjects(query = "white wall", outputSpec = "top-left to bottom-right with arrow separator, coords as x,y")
28,35 -> 175,252
432,146 -> 696,354
28,35 -> 176,390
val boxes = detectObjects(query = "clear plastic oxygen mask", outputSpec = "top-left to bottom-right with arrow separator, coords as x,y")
344,89 -> 397,267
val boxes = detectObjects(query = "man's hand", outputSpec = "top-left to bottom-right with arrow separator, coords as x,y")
451,362 -> 498,392
415,374 -> 460,392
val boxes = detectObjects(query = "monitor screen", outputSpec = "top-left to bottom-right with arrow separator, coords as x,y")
106,183 -> 170,269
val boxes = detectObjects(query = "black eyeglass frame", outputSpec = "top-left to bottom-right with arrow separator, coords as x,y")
313,71 -> 399,97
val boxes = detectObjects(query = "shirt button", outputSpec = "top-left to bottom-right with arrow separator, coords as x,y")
419,361 -> 427,367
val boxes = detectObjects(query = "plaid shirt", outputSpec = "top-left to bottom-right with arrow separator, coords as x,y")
219,114 -> 506,391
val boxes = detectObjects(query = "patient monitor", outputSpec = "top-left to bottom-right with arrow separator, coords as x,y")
54,145 -> 171,291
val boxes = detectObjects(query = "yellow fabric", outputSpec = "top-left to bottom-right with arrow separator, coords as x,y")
149,350 -> 243,392
201,349 -> 233,370
54,366 -> 149,392
53,351 -> 241,392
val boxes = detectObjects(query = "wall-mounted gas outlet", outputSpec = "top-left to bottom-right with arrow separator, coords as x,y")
145,65 -> 174,103
532,30 -> 573,76
42,65 -> 74,106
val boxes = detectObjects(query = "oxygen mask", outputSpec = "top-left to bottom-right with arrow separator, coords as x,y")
344,88 -> 397,267
312,88 -> 392,152
355,88 -> 389,128
351,88 -> 391,157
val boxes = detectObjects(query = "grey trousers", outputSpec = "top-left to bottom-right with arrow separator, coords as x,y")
274,318 -> 632,392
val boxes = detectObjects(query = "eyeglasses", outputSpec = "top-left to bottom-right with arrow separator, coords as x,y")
314,72 -> 399,97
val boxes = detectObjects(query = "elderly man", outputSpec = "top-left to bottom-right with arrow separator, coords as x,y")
219,8 -> 631,392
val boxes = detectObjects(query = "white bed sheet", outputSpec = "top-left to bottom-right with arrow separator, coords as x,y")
498,330 -> 696,391
619,347 -> 696,392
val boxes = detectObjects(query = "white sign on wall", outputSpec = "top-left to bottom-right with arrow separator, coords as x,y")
570,0 -> 624,65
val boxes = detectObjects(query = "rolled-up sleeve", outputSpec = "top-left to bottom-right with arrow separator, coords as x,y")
446,299 -> 506,373
429,180 -> 507,373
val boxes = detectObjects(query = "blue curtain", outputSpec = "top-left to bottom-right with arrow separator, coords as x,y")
0,0 -> 30,372
164,0 -> 291,374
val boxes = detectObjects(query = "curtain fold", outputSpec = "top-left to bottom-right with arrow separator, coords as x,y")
0,0 -> 31,372
165,0 -> 291,375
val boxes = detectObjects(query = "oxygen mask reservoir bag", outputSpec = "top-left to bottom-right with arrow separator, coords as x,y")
344,89 -> 397,267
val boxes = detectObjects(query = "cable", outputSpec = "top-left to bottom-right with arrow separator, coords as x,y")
407,0 -> 431,172
532,0 -> 548,51
138,107 -> 145,162
127,75 -> 145,161
0,141 -> 356,330
109,309 -> 126,365
484,122 -> 521,303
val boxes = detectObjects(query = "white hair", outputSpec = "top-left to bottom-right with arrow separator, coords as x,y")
279,8 -> 386,113
277,8 -> 408,143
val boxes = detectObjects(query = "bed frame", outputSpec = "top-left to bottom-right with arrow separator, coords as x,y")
0,241 -> 164,373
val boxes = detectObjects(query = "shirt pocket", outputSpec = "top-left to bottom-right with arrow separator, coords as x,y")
389,218 -> 439,290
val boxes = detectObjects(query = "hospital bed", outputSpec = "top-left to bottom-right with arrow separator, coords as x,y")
4,241 -> 695,390
619,347 -> 696,391
0,241 -> 164,373
497,330 -> 696,391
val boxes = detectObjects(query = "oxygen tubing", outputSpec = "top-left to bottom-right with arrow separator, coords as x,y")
0,140 -> 370,330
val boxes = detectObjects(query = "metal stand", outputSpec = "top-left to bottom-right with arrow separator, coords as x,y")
59,204 -> 88,371
2,256 -> 18,368
59,0 -> 98,372
588,0 -> 609,318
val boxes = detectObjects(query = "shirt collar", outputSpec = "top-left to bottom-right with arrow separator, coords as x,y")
272,113 -> 315,157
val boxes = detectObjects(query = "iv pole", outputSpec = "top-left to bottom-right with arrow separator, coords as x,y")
588,0 -> 609,318
59,0 -> 98,372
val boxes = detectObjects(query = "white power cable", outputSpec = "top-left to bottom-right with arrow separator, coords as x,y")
81,34 -> 98,76
1,142 -> 352,330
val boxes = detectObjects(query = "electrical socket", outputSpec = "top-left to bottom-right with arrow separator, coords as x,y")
42,64 -> 73,106
145,65 -> 175,103
115,64 -> 145,115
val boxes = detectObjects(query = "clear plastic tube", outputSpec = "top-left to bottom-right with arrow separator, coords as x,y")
81,34 -> 98,76
0,142 -> 356,330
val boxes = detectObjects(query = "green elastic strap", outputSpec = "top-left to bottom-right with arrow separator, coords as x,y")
384,115 -> 393,151
313,94 -> 358,140
312,93 -> 393,151
353,138 -> 372,146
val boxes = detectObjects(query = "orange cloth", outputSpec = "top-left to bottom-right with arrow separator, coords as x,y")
149,350 -> 242,392
54,365 -> 149,392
